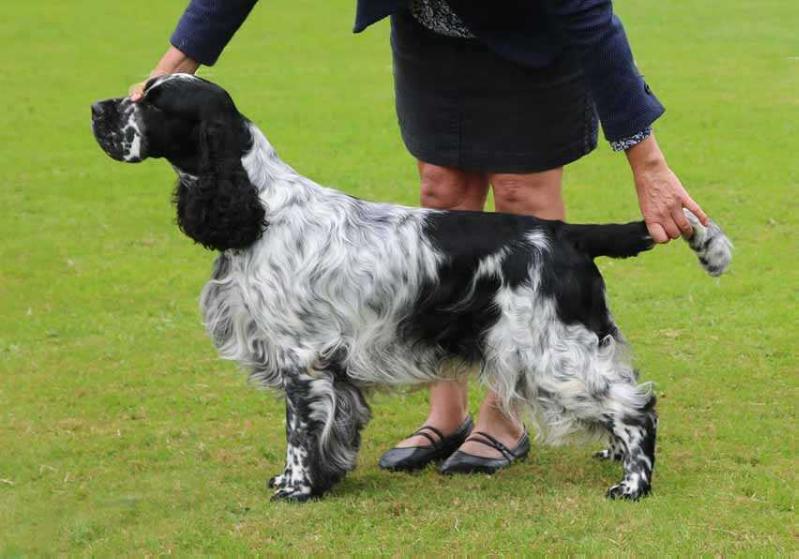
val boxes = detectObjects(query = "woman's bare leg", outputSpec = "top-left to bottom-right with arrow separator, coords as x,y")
455,168 -> 566,457
491,168 -> 565,219
394,161 -> 489,448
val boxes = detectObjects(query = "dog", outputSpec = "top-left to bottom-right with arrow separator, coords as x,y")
91,74 -> 732,502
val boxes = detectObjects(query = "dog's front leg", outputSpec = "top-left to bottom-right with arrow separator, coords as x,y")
269,366 -> 370,502
267,389 -> 312,501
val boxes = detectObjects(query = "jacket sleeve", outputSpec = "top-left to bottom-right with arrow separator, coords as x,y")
542,0 -> 665,142
170,0 -> 259,66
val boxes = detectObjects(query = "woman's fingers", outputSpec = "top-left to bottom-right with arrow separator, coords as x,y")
682,195 -> 709,226
646,221 -> 669,244
648,205 -> 686,242
673,207 -> 694,237
129,81 -> 146,102
129,71 -> 168,103
663,220 -> 682,240
649,202 -> 707,244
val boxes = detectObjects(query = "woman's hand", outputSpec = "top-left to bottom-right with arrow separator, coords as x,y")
626,134 -> 709,243
129,47 -> 200,102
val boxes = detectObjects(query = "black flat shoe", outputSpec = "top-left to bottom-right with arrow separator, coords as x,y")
439,430 -> 530,475
378,416 -> 473,472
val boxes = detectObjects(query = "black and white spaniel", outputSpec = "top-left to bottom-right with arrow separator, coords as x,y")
91,75 -> 732,502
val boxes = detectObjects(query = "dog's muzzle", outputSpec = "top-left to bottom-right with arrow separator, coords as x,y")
91,97 -> 146,162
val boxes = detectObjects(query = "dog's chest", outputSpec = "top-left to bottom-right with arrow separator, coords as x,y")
199,250 -> 340,369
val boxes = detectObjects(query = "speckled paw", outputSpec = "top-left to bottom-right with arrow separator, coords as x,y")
267,474 -> 285,489
270,487 -> 314,503
606,480 -> 650,501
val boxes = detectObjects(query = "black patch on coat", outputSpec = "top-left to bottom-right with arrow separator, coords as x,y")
538,232 -> 616,341
402,210 -> 545,361
540,221 -> 653,341
404,211 -> 656,354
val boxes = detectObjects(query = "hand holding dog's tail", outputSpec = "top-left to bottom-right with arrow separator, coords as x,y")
565,209 -> 732,276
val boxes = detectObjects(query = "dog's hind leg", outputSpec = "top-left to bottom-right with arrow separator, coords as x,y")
533,380 -> 657,500
603,389 -> 657,500
270,363 -> 371,502
518,327 -> 657,500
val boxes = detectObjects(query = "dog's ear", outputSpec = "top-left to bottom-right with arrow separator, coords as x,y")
175,117 -> 266,251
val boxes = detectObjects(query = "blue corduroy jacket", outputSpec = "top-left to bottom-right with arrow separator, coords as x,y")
170,0 -> 664,142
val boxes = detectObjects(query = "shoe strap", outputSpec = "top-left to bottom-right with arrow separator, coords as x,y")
457,415 -> 474,437
409,417 -> 473,449
465,431 -> 517,464
411,425 -> 445,448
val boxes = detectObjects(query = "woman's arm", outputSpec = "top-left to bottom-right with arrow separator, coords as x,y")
542,0 -> 709,241
170,0 -> 259,66
130,47 -> 200,101
542,0 -> 663,142
130,0 -> 258,100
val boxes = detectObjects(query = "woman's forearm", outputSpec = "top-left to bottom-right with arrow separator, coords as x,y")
152,46 -> 200,76
130,0 -> 255,101
541,0 -> 665,142
129,47 -> 199,101
626,133 -> 666,173
170,0 -> 259,66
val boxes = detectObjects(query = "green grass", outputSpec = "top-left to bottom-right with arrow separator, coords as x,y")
1,0 -> 797,555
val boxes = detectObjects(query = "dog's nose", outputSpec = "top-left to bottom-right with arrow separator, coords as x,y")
91,102 -> 105,118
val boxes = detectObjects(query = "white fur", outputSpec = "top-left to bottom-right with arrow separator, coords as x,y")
200,124 -> 651,446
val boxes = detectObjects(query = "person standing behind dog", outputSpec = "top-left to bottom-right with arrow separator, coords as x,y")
130,0 -> 710,475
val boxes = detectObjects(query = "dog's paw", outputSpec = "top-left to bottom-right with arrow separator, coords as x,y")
270,486 -> 314,503
606,479 -> 651,501
593,448 -> 623,461
267,474 -> 285,489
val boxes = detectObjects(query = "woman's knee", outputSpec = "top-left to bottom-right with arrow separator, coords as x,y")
419,162 -> 488,211
490,169 -> 565,219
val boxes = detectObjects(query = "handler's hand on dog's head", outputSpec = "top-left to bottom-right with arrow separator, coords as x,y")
130,72 -> 166,102
130,47 -> 200,103
129,83 -> 145,102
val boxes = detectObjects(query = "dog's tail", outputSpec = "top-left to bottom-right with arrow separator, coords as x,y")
563,209 -> 732,276
680,209 -> 733,276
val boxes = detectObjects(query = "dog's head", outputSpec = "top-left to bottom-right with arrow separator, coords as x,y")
91,74 -> 249,172
91,75 -> 266,251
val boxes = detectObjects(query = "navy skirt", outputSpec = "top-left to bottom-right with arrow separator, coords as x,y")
391,11 -> 598,173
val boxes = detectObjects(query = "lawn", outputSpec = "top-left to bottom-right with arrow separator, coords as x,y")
1,0 -> 797,556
